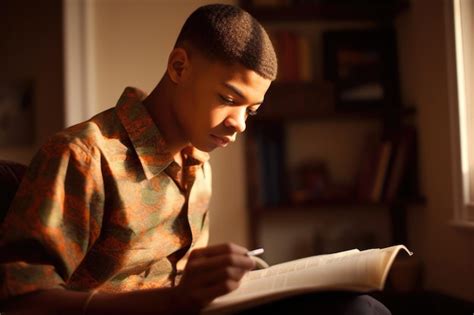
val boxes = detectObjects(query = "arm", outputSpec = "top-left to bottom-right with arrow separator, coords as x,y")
3,287 -> 183,315
2,243 -> 256,315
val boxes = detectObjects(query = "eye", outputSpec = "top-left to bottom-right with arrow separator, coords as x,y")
219,95 -> 235,105
247,108 -> 258,116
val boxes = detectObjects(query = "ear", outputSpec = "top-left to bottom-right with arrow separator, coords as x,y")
167,47 -> 190,84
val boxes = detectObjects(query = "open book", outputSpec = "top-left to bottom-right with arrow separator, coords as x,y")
203,244 -> 412,314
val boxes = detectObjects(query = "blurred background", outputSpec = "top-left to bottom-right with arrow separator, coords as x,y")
1,0 -> 473,312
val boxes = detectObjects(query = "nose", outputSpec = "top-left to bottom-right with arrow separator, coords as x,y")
224,108 -> 247,133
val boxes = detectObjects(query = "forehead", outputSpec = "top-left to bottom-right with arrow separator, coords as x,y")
193,55 -> 272,102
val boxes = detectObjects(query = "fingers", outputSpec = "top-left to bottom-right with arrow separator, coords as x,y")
178,243 -> 257,309
182,256 -> 252,293
200,266 -> 247,286
187,251 -> 256,273
189,243 -> 249,259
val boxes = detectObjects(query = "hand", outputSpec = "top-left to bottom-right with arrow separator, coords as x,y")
176,243 -> 256,311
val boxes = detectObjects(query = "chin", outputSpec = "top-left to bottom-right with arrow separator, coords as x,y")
191,141 -> 217,153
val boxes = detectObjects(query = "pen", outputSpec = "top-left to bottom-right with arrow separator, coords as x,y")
247,248 -> 264,257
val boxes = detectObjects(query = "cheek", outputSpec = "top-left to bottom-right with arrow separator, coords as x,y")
208,107 -> 229,129
187,82 -> 226,129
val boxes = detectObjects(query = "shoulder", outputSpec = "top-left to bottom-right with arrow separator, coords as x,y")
42,108 -> 120,160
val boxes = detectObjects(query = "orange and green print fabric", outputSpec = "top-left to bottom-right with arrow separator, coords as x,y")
0,87 -> 211,300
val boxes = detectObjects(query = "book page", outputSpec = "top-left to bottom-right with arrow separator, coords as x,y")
204,245 -> 411,313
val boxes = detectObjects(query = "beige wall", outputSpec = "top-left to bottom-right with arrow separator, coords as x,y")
87,0 -> 249,246
396,0 -> 474,301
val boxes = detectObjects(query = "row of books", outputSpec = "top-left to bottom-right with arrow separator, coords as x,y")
250,0 -> 293,6
251,0 -> 374,7
268,30 -> 314,83
249,124 -> 287,207
356,125 -> 418,203
248,124 -> 417,208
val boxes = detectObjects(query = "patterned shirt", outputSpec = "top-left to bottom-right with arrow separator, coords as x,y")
0,87 -> 211,300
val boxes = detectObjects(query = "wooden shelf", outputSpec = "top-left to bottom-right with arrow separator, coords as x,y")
256,106 -> 417,122
256,81 -> 417,121
242,1 -> 410,22
253,196 -> 427,213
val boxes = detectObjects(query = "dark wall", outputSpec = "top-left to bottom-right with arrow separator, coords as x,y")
1,0 -> 64,146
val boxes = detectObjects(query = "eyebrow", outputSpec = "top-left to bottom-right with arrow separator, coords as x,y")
223,82 -> 263,106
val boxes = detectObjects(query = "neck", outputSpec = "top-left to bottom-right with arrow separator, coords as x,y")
142,75 -> 189,157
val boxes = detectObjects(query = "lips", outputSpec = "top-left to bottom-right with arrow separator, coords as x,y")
211,134 -> 232,147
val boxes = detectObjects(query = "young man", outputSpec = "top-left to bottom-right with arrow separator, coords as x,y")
0,4 -> 274,314
0,4 -> 390,315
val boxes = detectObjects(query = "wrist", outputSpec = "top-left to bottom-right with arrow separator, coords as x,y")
82,290 -> 98,315
173,285 -> 202,315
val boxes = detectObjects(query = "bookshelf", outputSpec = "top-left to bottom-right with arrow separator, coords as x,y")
256,82 -> 418,121
241,0 -> 409,22
241,0 -> 425,263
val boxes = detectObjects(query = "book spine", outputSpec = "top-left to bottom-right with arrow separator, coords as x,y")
251,0 -> 284,7
370,141 -> 393,203
297,34 -> 313,82
356,138 -> 378,202
384,126 -> 416,202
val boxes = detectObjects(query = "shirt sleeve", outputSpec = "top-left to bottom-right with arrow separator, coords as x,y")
0,135 -> 105,301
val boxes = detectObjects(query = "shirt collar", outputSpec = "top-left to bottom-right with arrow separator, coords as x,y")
116,87 -> 209,179
181,146 -> 209,165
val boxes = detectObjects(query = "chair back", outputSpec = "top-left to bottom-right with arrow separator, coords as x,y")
0,160 -> 27,222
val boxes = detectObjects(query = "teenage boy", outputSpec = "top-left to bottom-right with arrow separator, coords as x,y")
1,4 -> 273,314
0,4 -> 390,315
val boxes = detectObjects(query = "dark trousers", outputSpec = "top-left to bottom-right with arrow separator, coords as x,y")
237,292 -> 391,315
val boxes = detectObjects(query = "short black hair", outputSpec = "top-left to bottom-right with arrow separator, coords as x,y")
175,4 -> 278,81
